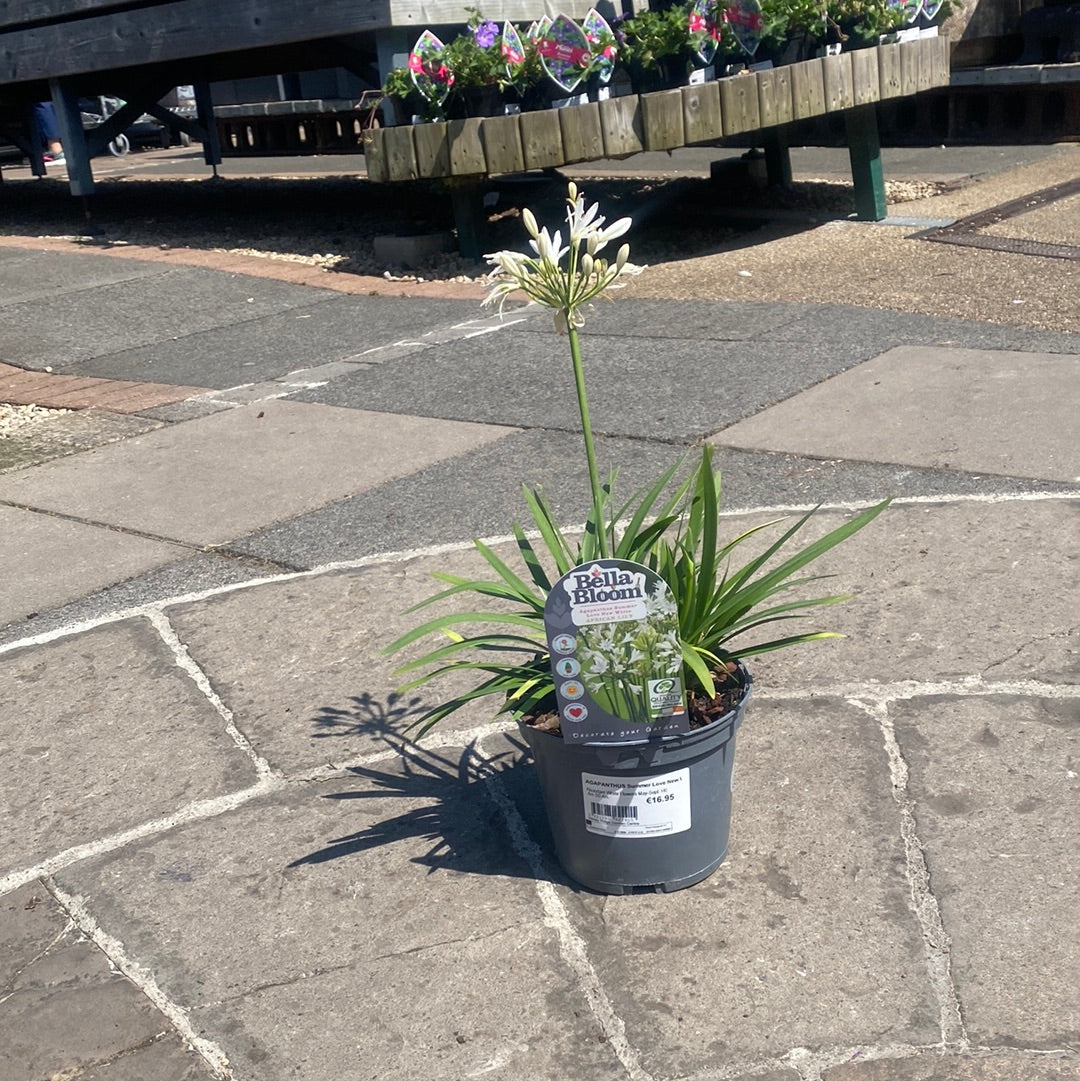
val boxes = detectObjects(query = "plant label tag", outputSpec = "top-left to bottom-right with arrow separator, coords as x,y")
544,559 -> 690,743
409,30 -> 453,105
725,0 -> 764,58
581,768 -> 692,837
537,14 -> 592,93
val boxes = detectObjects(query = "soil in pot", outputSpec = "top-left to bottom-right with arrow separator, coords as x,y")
523,659 -> 746,737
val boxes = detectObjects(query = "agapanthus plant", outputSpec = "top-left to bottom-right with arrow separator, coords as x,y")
387,183 -> 889,735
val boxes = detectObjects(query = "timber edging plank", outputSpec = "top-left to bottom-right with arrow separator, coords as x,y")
367,38 -> 950,183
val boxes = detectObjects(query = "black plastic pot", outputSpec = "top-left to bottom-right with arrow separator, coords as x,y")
518,664 -> 752,894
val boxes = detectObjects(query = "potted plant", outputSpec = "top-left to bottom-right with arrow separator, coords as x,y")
386,183 -> 889,894
442,10 -> 514,117
617,4 -> 699,92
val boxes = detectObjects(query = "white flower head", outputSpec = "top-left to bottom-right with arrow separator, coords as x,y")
481,183 -> 644,331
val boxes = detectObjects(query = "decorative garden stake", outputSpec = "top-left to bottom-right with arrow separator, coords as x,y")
409,30 -> 453,107
725,0 -> 764,58
388,183 -> 890,893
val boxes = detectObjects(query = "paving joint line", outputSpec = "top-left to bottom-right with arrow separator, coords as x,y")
478,733 -> 654,1081
192,313 -> 535,409
854,698 -> 968,1049
2,488 -> 1076,658
146,610 -> 277,780
45,878 -> 236,1081
0,779 -> 276,896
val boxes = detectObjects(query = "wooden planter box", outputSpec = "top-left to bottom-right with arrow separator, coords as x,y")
367,37 -> 951,183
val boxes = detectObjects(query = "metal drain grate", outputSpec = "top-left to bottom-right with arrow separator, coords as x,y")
911,177 -> 1080,261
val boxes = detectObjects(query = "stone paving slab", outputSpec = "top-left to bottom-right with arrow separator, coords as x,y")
754,304 -> 1080,355
823,1053 -> 1080,1079
0,504 -> 187,627
294,329 -> 874,441
230,428 -> 1076,574
0,266 -> 330,370
515,298 -> 808,341
0,400 -> 515,546
715,346 -> 1080,482
0,883 -> 213,1081
554,698 -> 939,1073
64,294 -> 477,389
164,557 -> 531,772
0,248 -> 167,306
744,498 -> 1079,690
0,619 -> 259,878
0,550 -> 284,645
229,428 -> 691,568
53,756 -> 626,1081
893,695 -> 1080,1050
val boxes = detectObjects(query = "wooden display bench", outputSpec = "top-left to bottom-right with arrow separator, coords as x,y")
366,36 -> 951,256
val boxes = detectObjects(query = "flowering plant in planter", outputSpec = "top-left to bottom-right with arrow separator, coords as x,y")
387,184 -> 888,736
386,183 -> 888,892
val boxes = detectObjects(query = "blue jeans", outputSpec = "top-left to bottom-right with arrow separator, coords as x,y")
33,100 -> 61,146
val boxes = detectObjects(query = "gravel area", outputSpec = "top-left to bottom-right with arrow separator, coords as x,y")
0,402 -> 71,437
0,170 -> 944,281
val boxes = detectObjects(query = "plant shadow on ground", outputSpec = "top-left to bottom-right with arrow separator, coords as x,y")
289,693 -> 561,886
0,169 -> 857,277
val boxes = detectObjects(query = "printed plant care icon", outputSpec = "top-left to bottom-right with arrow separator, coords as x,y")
560,680 -> 585,699
552,633 -> 577,654
563,704 -> 588,723
555,657 -> 580,677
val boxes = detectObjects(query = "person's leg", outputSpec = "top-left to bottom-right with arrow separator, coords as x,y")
33,101 -> 64,157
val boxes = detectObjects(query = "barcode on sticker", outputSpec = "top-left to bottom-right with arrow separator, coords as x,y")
590,802 -> 637,820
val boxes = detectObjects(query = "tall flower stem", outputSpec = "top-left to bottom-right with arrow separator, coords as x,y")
567,323 -> 609,559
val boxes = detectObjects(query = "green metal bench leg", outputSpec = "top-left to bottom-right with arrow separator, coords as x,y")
49,77 -> 95,196
762,128 -> 792,189
450,183 -> 489,262
193,81 -> 223,170
845,104 -> 886,222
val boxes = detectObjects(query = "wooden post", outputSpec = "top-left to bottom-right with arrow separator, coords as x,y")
520,109 -> 565,170
846,104 -> 886,221
599,96 -> 644,157
877,43 -> 903,100
640,89 -> 684,151
559,102 -> 604,163
480,114 -> 524,175
450,181 -> 489,261
681,81 -> 723,143
365,127 -> 390,182
447,118 -> 487,175
383,124 -> 419,181
850,47 -> 880,107
413,121 -> 450,178
719,73 -> 761,134
757,66 -> 794,129
822,52 -> 855,112
790,57 -> 826,120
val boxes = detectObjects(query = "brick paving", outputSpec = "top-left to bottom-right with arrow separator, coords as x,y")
0,361 -> 207,413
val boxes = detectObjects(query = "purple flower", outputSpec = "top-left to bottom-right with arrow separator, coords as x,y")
474,20 -> 498,48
